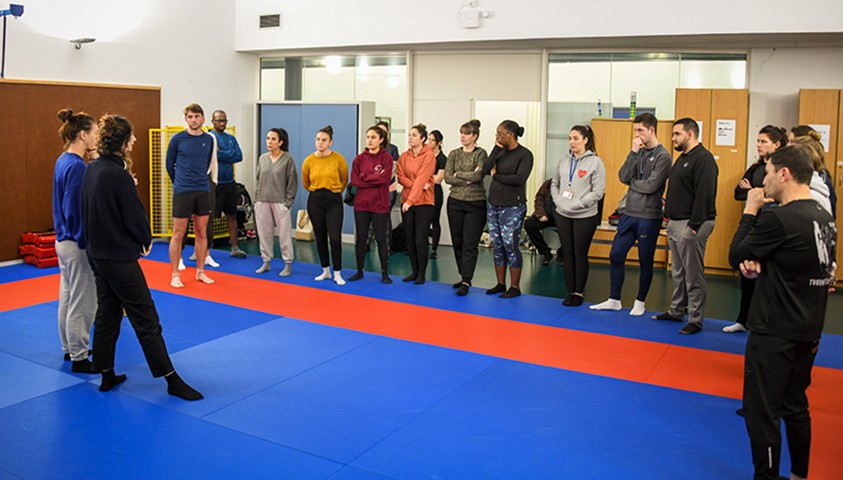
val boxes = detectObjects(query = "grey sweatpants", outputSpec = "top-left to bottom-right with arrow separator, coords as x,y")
666,219 -> 715,325
56,240 -> 97,361
255,201 -> 294,263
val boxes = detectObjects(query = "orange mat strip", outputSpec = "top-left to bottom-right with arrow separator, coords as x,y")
0,275 -> 59,314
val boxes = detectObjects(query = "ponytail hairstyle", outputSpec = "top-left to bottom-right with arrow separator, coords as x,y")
411,123 -> 428,142
269,127 -> 289,152
789,125 -> 817,139
97,114 -> 134,171
789,134 -> 828,174
430,129 -> 443,148
318,125 -> 334,140
368,126 -> 388,150
500,119 -> 525,139
460,119 -> 481,137
571,124 -> 597,155
57,109 -> 96,148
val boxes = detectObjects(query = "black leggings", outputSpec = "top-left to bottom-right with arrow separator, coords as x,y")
554,212 -> 599,294
354,210 -> 389,273
307,189 -> 343,270
431,185 -> 443,251
403,205 -> 435,279
447,198 -> 487,283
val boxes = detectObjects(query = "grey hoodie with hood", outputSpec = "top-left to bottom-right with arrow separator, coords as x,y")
551,150 -> 606,219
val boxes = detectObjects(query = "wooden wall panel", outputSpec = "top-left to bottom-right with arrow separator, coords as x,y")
592,119 -> 633,219
798,89 -> 839,173
0,84 -> 29,262
0,80 -> 160,262
708,89 -> 750,270
674,88 -> 712,158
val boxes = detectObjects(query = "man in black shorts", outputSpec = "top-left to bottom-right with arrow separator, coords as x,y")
729,144 -> 836,480
166,103 -> 218,288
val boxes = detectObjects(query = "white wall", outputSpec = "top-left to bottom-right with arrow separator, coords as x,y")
5,0 -> 259,191
746,47 -> 843,165
235,0 -> 843,52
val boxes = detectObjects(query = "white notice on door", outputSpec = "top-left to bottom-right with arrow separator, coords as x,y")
715,119 -> 736,147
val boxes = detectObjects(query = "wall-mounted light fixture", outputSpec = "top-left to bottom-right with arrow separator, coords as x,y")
70,37 -> 96,49
1,3 -> 25,78
458,0 -> 492,29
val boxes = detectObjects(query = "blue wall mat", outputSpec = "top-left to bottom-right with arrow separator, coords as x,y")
259,103 -> 360,234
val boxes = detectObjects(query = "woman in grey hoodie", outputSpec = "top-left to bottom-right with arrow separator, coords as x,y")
551,125 -> 606,306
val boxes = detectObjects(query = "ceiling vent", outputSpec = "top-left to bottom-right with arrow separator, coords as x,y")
259,14 -> 281,29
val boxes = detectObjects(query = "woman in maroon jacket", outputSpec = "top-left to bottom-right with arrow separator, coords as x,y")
348,126 -> 394,283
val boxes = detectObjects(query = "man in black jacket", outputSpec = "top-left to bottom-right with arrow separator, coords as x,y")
652,118 -> 718,334
729,144 -> 836,480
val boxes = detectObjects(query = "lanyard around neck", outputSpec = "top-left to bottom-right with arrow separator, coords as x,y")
568,153 -> 580,186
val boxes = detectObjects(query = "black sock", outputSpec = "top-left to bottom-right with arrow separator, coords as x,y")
486,283 -> 506,295
165,372 -> 204,401
381,272 -> 393,284
348,271 -> 364,281
71,358 -> 95,373
100,370 -> 127,392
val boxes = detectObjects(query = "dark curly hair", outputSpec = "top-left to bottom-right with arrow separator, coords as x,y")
97,114 -> 134,171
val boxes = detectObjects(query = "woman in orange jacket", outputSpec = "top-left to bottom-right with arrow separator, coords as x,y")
397,123 -> 436,284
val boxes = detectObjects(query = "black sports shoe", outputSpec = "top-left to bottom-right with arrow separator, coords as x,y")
679,323 -> 703,335
452,281 -> 462,289
651,312 -> 684,322
456,282 -> 470,296
562,293 -> 574,306
541,253 -> 553,265
500,287 -> 521,299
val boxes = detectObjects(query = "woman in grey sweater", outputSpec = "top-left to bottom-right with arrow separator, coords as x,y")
551,125 -> 606,306
444,119 -> 488,296
254,128 -> 298,276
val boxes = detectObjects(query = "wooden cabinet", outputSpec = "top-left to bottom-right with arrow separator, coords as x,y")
799,89 -> 843,284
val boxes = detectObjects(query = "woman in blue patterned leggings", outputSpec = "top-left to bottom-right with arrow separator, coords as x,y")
483,120 -> 534,298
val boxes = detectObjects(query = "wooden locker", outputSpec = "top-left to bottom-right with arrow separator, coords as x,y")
798,89 -> 839,174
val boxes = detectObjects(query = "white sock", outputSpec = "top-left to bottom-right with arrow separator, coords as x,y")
205,255 -> 220,268
333,270 -> 346,286
589,298 -> 622,311
255,262 -> 270,274
722,322 -> 748,333
314,267 -> 331,281
630,300 -> 646,316
178,258 -> 186,271
188,252 -> 197,261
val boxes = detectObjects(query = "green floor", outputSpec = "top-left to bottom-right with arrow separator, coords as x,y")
205,236 -> 843,336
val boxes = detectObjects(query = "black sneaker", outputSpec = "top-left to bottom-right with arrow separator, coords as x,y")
562,293 -> 574,306
452,281 -> 462,289
500,287 -> 521,299
651,312 -> 684,322
541,253 -> 553,265
679,323 -> 703,335
456,282 -> 470,296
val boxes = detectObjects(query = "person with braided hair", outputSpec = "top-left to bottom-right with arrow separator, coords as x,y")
83,114 -> 203,401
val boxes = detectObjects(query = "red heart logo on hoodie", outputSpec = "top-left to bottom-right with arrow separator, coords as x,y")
577,169 -> 587,178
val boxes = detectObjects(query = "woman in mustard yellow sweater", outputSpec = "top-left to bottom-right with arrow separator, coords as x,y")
302,125 -> 348,285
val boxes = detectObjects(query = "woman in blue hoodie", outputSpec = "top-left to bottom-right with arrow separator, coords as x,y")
551,125 -> 606,306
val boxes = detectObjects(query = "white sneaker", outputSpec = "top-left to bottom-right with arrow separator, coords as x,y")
205,255 -> 220,268
589,299 -> 622,311
722,322 -> 748,333
178,258 -> 186,271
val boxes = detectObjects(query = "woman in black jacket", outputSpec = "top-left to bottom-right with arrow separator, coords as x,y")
723,124 -> 787,333
83,114 -> 202,400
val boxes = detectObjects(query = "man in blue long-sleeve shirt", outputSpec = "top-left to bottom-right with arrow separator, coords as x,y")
209,110 -> 246,258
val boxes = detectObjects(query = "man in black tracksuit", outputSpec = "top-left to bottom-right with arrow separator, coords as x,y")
729,144 -> 837,480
